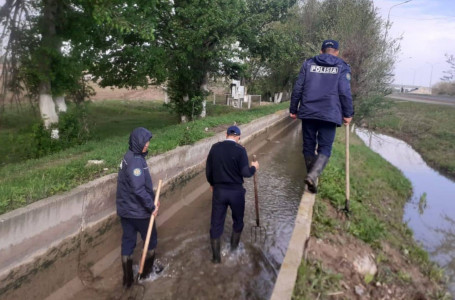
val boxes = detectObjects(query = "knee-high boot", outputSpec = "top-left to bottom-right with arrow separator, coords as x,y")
304,154 -> 329,193
140,249 -> 164,279
210,239 -> 221,263
121,255 -> 134,288
304,155 -> 317,174
230,231 -> 242,251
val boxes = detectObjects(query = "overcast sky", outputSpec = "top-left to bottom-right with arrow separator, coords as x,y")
373,0 -> 455,87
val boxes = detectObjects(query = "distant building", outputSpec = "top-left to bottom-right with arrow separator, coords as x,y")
391,84 -> 431,95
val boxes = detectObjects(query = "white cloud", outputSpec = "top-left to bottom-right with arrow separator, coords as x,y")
374,0 -> 455,86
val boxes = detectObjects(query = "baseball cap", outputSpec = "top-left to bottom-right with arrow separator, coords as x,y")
227,125 -> 241,136
321,39 -> 339,51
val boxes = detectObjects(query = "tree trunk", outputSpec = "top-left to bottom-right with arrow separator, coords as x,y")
180,94 -> 189,123
161,85 -> 169,104
38,0 -> 59,128
200,100 -> 206,118
55,95 -> 67,112
200,72 -> 209,118
39,82 -> 58,128
274,92 -> 283,103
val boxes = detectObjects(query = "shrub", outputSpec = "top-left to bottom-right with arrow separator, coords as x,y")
30,104 -> 91,158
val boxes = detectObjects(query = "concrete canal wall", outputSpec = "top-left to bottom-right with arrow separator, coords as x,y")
270,191 -> 316,300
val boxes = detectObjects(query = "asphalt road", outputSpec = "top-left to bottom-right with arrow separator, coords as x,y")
387,93 -> 455,106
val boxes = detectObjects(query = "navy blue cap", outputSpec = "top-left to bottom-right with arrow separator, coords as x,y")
227,125 -> 241,136
321,39 -> 339,50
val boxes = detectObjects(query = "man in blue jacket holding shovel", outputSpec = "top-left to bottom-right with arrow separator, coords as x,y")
290,39 -> 354,193
116,127 -> 163,289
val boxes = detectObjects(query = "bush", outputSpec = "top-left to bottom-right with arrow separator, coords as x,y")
30,104 -> 90,158
432,81 -> 455,96
164,94 -> 205,121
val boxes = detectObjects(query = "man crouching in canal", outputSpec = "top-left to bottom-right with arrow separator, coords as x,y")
206,126 -> 259,263
116,127 -> 163,288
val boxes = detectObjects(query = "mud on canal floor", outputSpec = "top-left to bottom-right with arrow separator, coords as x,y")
45,122 -> 306,300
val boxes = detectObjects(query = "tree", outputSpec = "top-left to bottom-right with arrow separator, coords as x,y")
1,0 -> 81,126
0,0 -> 161,127
244,4 -> 313,98
441,53 -> 455,82
317,0 -> 400,123
156,0 -> 297,122
246,0 -> 400,123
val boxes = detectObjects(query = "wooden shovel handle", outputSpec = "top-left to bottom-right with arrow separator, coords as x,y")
345,124 -> 350,206
138,179 -> 162,275
253,155 -> 260,226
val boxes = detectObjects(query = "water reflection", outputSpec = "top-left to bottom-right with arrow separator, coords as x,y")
356,129 -> 455,295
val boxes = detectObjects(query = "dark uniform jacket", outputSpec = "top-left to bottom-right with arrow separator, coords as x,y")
290,53 -> 354,126
116,127 -> 155,219
206,140 -> 256,190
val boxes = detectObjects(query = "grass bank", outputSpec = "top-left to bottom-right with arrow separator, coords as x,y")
0,101 -> 288,215
292,127 -> 449,299
0,100 -> 180,165
367,100 -> 455,180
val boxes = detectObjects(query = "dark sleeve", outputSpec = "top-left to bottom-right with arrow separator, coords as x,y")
239,148 -> 256,178
339,64 -> 354,118
127,159 -> 155,212
290,61 -> 306,114
206,146 -> 214,186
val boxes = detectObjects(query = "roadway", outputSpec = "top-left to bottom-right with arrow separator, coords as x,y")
387,93 -> 455,106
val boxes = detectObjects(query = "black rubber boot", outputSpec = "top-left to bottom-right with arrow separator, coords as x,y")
230,231 -> 242,251
304,155 -> 317,174
121,255 -> 134,289
211,239 -> 221,263
139,249 -> 164,279
304,154 -> 329,194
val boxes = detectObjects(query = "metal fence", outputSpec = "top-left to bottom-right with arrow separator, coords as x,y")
209,92 -> 289,109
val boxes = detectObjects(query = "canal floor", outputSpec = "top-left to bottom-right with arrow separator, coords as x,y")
69,123 -> 305,300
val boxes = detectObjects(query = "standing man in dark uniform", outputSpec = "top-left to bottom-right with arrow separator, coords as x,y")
290,39 -> 354,193
116,127 -> 163,289
206,126 -> 259,263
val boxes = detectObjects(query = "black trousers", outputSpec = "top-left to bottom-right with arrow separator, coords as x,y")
210,187 -> 246,239
120,217 -> 157,256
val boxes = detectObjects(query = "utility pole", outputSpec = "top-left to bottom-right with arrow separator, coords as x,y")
384,0 -> 412,41
425,62 -> 439,94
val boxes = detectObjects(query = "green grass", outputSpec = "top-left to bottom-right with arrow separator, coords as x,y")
0,101 -> 288,214
0,101 -> 181,165
293,127 -> 448,299
368,100 -> 455,179
292,260 -> 342,299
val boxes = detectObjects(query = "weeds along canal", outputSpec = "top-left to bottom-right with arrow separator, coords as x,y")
356,128 -> 455,296
68,122 -> 305,300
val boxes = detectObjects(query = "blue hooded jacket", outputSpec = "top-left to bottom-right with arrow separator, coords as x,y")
290,53 -> 354,125
116,127 -> 155,219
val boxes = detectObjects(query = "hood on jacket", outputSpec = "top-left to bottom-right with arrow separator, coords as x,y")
314,53 -> 342,67
129,127 -> 153,154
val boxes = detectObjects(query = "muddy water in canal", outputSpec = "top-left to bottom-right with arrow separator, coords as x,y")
70,123 -> 305,300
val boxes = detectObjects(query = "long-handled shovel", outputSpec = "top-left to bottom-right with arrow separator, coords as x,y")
137,179 -> 163,280
250,155 -> 266,243
343,124 -> 351,216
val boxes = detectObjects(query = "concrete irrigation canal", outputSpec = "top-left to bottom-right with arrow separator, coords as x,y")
0,111 -> 316,300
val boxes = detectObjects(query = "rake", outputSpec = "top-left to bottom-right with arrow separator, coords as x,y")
250,155 -> 266,243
